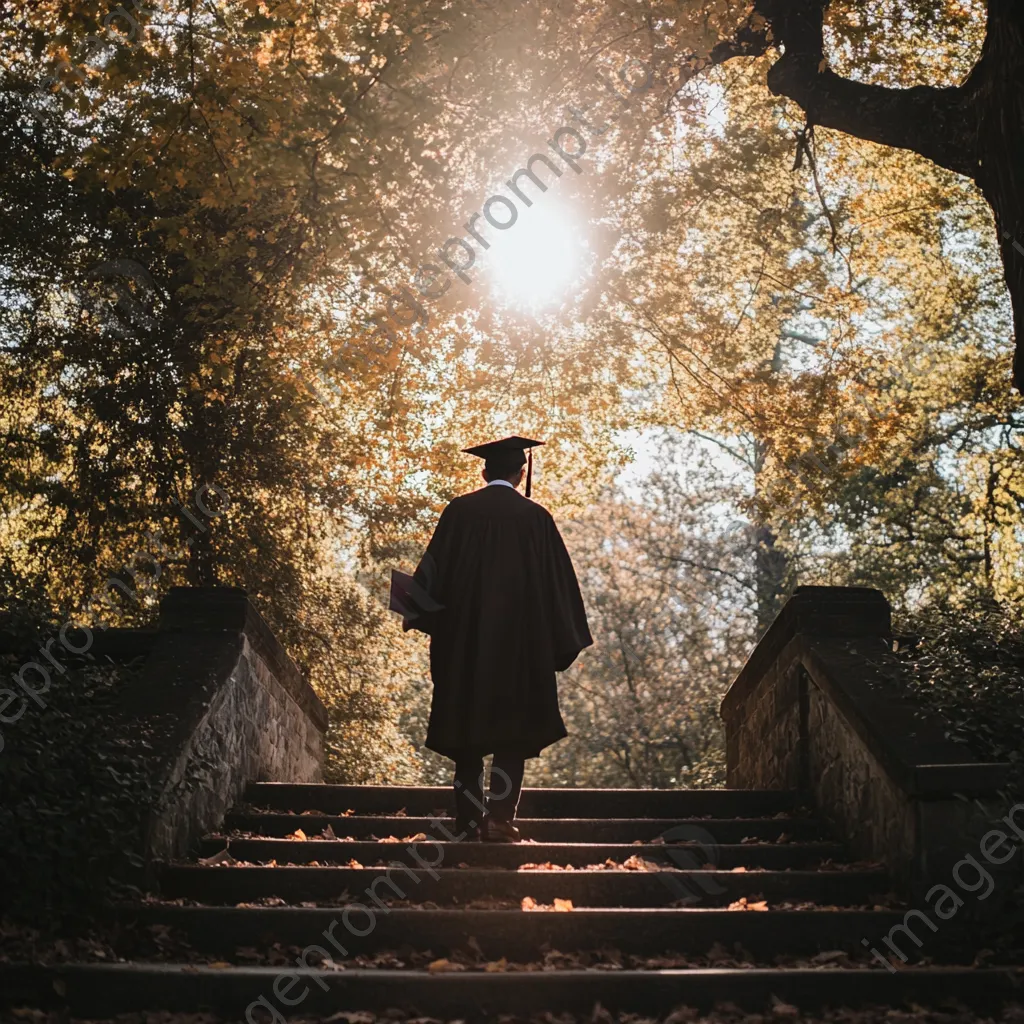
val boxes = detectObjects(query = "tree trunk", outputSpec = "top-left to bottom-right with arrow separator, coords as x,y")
972,0 -> 1024,386
188,524 -> 217,586
752,434 -> 790,632
752,523 -> 788,632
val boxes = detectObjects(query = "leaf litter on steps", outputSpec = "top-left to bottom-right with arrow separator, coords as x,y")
5,1002 -> 1024,1024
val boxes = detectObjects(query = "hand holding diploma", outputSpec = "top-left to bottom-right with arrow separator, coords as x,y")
389,556 -> 443,633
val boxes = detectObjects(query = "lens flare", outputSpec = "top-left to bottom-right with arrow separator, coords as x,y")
485,200 -> 585,311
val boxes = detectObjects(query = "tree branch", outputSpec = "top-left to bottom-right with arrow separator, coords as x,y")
754,0 -> 979,179
695,0 -> 1024,391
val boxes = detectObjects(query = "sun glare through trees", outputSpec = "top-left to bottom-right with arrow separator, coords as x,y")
486,200 -> 589,312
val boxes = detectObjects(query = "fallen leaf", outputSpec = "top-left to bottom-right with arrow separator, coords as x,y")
810,949 -> 849,965
553,898 -> 574,912
663,1009 -> 699,1023
286,829 -> 307,841
706,942 -> 732,964
199,848 -> 237,866
622,854 -> 659,871
427,958 -> 464,972
727,897 -> 769,911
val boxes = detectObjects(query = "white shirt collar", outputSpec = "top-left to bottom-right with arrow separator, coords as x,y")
486,479 -> 515,489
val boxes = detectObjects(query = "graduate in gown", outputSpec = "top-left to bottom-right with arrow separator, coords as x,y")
400,436 -> 592,841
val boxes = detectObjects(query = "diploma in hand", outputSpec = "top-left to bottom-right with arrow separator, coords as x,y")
388,570 -> 417,615
389,564 -> 444,629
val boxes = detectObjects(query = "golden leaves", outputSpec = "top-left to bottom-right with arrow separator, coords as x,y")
426,957 -> 464,972
520,896 -> 574,911
727,897 -> 769,911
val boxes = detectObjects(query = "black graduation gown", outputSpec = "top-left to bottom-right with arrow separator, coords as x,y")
404,484 -> 593,760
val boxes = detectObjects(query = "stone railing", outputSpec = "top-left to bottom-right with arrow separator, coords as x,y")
721,587 -> 1015,900
118,587 -> 327,867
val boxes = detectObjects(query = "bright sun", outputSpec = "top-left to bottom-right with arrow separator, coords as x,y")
485,200 -> 586,312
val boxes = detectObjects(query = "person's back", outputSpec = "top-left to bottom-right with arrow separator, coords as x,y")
403,437 -> 592,841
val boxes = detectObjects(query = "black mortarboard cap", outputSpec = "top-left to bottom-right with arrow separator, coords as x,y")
462,436 -> 544,497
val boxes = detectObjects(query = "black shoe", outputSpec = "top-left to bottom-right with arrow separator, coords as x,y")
453,820 -> 481,842
483,818 -> 521,843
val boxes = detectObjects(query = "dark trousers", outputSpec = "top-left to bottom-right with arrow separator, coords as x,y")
453,753 -> 525,829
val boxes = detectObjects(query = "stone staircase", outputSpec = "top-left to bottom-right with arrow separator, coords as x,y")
6,781 -> 1021,1020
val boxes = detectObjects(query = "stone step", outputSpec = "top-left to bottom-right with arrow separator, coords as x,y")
198,837 -> 850,871
245,783 -> 804,819
159,864 -> 889,907
4,963 -> 1021,1019
223,813 -> 827,844
113,904 -> 910,960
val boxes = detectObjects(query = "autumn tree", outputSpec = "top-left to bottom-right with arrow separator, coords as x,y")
0,0 -> 433,776
725,0 -> 1024,391
3,0 -> 1023,784
0,0 -> 652,777
530,434 -> 757,788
